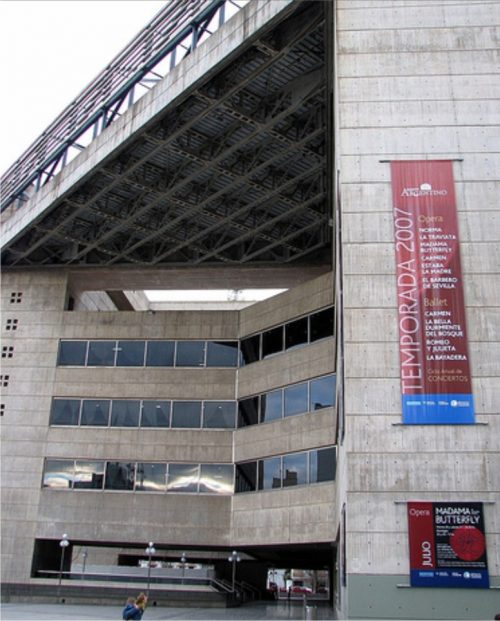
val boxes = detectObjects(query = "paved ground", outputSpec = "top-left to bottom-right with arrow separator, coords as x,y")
0,601 -> 335,620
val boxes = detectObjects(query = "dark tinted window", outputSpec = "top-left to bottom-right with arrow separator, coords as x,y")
310,308 -> 334,342
81,400 -> 110,426
146,341 -> 175,367
50,399 -> 80,425
283,452 -> 308,487
176,341 -> 205,367
141,401 -> 171,427
284,383 -> 308,417
240,335 -> 260,365
262,326 -> 283,359
261,390 -> 282,423
167,464 -> 199,493
116,341 -> 145,366
136,463 -> 167,492
74,460 -> 105,489
259,457 -> 281,490
199,464 -> 233,494
58,341 -> 87,365
87,341 -> 116,366
235,462 -> 257,493
172,401 -> 201,428
206,341 -> 239,367
105,462 -> 135,490
310,447 -> 336,483
310,375 -> 336,410
238,397 -> 259,427
110,400 -> 141,427
285,317 -> 308,350
203,402 -> 236,428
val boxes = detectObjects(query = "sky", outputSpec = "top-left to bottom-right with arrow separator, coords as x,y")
0,0 -> 166,175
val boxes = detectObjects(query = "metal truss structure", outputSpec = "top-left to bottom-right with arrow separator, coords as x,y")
1,0 -> 331,269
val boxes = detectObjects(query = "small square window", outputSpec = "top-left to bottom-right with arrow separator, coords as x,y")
2,346 -> 14,358
0,404 -> 4,416
10,292 -> 22,304
0,375 -> 9,387
5,319 -> 18,331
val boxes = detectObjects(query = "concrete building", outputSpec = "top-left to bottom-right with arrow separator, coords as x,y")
1,0 -> 499,618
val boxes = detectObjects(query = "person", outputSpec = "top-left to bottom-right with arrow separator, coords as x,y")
122,593 -> 148,620
122,597 -> 136,620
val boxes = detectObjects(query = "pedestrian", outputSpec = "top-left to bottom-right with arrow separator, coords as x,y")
122,592 -> 148,620
122,597 -> 136,620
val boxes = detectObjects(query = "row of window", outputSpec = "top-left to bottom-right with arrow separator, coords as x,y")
50,398 -> 236,429
56,306 -> 334,369
48,375 -> 335,430
42,447 -> 336,495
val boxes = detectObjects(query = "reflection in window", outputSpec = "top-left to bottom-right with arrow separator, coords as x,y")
262,326 -> 283,359
141,401 -> 171,427
310,375 -> 335,410
146,341 -> 175,366
310,308 -> 334,342
310,447 -> 336,483
136,463 -> 167,492
110,400 -> 140,427
285,317 -> 308,351
283,452 -> 308,487
50,399 -> 80,425
261,390 -> 282,423
81,400 -> 110,426
235,462 -> 257,493
116,341 -> 145,366
199,464 -> 233,494
87,341 -> 116,366
43,459 -> 74,489
74,460 -> 104,489
206,341 -> 239,367
176,341 -> 205,367
58,341 -> 87,365
203,402 -> 236,428
259,457 -> 281,490
167,464 -> 199,493
105,462 -> 135,490
284,383 -> 308,417
240,334 -> 260,365
171,401 -> 201,428
238,397 -> 259,427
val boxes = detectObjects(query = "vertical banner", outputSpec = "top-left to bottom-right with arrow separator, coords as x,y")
390,160 -> 474,424
407,501 -> 489,588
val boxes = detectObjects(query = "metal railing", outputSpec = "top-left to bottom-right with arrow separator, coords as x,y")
0,0 -> 248,212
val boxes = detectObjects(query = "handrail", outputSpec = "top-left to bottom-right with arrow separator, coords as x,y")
0,0 -> 248,213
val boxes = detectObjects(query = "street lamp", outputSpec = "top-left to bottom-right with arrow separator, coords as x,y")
81,548 -> 88,579
145,542 -> 156,597
180,552 -> 187,584
227,550 -> 241,593
58,533 -> 70,599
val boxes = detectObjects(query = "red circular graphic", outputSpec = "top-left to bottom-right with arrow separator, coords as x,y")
450,526 -> 485,561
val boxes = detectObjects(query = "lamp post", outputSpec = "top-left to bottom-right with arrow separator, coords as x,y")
227,550 -> 241,593
58,533 -> 69,600
145,542 -> 156,597
180,552 -> 187,584
81,548 -> 88,580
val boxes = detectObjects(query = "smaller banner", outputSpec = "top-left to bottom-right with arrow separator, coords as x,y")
390,160 -> 474,424
407,501 -> 489,588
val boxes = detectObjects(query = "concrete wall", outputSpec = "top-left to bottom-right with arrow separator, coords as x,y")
336,0 -> 500,618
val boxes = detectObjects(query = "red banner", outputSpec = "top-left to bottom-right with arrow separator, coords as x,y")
390,160 -> 474,424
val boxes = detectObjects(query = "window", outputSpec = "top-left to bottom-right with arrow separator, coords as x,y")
110,400 -> 140,427
261,390 -> 282,423
203,402 -> 236,428
167,464 -> 199,493
310,308 -> 334,342
141,401 -> 171,428
116,341 -> 145,366
285,317 -> 308,350
105,462 -> 135,490
206,341 -> 239,367
5,318 -> 18,331
10,292 -> 22,303
87,341 -> 115,366
136,463 -> 167,492
176,341 -> 205,367
50,399 -> 81,425
74,460 -> 105,489
171,401 -> 201,428
81,400 -> 110,426
310,375 -> 335,410
310,447 -> 336,483
199,464 -> 233,494
283,452 -> 308,487
43,459 -> 74,489
284,383 -> 308,417
240,334 -> 260,365
146,341 -> 175,366
58,341 -> 87,365
262,326 -> 283,359
235,462 -> 257,493
259,457 -> 281,490
238,397 -> 259,427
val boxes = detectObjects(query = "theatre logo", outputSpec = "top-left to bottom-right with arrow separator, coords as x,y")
401,183 -> 448,198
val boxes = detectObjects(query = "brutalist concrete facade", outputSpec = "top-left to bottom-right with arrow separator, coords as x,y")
1,0 -> 499,619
